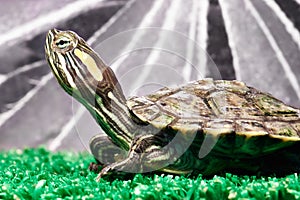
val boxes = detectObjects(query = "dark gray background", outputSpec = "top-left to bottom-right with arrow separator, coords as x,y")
0,0 -> 299,152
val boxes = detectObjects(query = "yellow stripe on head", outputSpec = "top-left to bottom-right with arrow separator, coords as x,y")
74,49 -> 103,82
57,53 -> 77,88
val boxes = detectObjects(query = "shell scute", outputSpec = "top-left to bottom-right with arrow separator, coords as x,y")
265,121 -> 299,140
183,78 -> 215,98
236,120 -> 265,132
150,114 -> 175,129
235,120 -> 268,139
253,93 -> 299,117
169,118 -> 204,135
207,90 -> 263,119
203,119 -> 235,135
215,80 -> 250,95
157,90 -> 212,118
127,96 -> 159,122
292,122 -> 300,133
146,87 -> 176,102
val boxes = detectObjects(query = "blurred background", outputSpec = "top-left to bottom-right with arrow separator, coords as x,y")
0,0 -> 299,151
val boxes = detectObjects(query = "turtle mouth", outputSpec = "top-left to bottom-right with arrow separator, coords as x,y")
45,29 -> 59,54
45,29 -> 60,64
45,29 -> 59,69
45,29 -> 56,70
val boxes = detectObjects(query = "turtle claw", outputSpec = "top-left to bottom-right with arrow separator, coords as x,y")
95,172 -> 105,182
95,165 -> 115,181
89,162 -> 112,181
88,162 -> 103,172
95,156 -> 138,181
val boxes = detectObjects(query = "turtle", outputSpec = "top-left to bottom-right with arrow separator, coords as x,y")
45,29 -> 300,181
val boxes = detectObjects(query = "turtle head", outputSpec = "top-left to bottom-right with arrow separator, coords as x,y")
45,29 -> 133,149
45,29 -> 84,94
45,29 -> 106,95
45,29 -> 127,103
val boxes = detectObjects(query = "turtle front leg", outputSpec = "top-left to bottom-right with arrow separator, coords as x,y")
89,134 -> 127,172
95,134 -> 185,181
96,151 -> 140,181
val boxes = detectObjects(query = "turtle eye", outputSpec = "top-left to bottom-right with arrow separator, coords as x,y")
55,37 -> 71,49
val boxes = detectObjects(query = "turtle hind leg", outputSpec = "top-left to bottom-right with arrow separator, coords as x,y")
89,134 -> 127,172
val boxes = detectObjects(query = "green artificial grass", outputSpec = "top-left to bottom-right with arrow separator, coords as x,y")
1,148 -> 300,199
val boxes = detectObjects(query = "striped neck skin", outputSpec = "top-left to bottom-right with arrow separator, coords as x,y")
45,29 -> 140,150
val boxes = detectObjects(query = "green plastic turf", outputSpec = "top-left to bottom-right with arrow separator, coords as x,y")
0,148 -> 300,199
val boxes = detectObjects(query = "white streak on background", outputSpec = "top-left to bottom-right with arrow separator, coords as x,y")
263,0 -> 300,51
0,60 -> 45,86
88,0 -> 137,44
0,0 -> 124,46
196,0 -> 209,79
218,0 -> 242,80
244,0 -> 300,100
0,73 -> 53,128
0,75 -> 7,85
130,0 -> 182,90
48,106 -> 86,151
109,0 -> 164,71
294,0 -> 300,5
182,0 -> 199,81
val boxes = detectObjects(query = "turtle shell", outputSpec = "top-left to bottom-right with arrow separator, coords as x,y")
127,79 -> 300,155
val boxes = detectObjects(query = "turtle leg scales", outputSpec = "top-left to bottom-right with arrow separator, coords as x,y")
89,134 -> 127,171
96,151 -> 140,181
